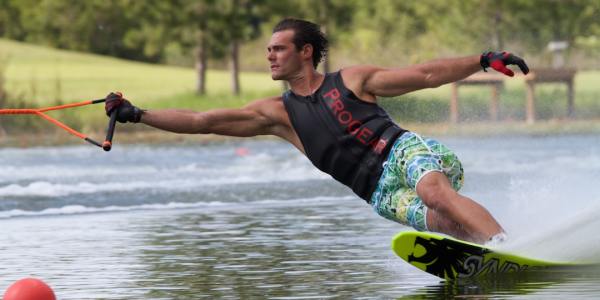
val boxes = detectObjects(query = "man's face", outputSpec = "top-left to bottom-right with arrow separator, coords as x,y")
267,30 -> 303,80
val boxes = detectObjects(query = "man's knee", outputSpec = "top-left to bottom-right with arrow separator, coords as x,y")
415,171 -> 455,210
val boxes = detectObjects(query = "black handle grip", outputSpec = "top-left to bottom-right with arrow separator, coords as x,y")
102,110 -> 118,151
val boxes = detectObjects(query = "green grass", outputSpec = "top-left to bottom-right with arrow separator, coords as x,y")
0,38 -> 280,105
0,38 -> 281,132
2,37 -> 600,137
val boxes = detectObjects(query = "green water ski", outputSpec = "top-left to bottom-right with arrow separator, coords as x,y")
392,231 -> 591,280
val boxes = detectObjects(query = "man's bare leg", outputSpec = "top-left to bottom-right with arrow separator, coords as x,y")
416,171 -> 504,243
426,209 -> 472,241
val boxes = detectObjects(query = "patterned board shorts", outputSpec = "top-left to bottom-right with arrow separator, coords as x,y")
370,132 -> 464,231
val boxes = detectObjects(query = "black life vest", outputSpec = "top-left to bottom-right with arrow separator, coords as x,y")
282,71 -> 406,201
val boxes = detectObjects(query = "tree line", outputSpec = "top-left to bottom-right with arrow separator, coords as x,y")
1,0 -> 599,95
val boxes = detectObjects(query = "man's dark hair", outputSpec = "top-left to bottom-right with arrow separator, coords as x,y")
273,18 -> 328,69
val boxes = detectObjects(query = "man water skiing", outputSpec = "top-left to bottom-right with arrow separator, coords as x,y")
105,18 -> 529,244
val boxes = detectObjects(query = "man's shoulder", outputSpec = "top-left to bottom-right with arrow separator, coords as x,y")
339,65 -> 380,102
244,95 -> 291,130
339,65 -> 381,87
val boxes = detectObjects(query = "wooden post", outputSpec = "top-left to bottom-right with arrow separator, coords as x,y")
450,83 -> 459,123
524,68 -> 577,122
451,73 -> 505,123
490,84 -> 499,122
567,78 -> 574,118
526,82 -> 536,124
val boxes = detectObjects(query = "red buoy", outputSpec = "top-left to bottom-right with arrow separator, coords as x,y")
235,147 -> 250,156
3,278 -> 56,300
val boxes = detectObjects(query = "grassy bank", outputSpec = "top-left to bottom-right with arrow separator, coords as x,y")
0,38 -> 280,134
0,38 -> 280,104
2,38 -> 600,147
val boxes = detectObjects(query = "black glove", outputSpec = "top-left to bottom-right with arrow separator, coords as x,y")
480,51 -> 529,77
104,92 -> 144,123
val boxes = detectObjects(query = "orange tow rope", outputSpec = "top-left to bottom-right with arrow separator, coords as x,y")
0,98 -> 118,151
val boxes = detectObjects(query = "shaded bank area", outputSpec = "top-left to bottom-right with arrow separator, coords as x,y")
4,120 -> 600,149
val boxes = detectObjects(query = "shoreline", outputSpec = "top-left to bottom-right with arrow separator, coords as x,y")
0,129 -> 249,149
2,119 -> 600,148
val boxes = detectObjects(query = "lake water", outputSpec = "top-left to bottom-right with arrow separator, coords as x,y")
2,135 -> 600,299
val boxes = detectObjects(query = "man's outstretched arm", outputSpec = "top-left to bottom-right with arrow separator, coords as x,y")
344,52 -> 529,99
104,93 -> 282,137
141,104 -> 274,136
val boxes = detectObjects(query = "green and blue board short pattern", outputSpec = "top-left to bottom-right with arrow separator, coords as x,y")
370,132 -> 464,231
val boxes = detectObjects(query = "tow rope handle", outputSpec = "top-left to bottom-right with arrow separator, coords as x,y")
102,109 -> 118,151
0,97 -> 119,151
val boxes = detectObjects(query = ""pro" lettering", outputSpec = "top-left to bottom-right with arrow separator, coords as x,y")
323,88 -> 387,154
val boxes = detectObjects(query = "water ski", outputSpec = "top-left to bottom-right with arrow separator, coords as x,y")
392,231 -> 588,280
